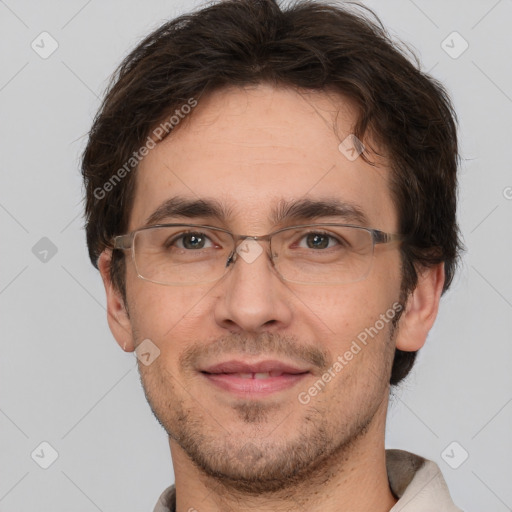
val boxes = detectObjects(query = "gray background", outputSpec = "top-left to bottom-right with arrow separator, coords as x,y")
1,0 -> 511,510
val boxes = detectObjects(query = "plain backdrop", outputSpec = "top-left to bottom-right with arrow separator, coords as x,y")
1,0 -> 511,510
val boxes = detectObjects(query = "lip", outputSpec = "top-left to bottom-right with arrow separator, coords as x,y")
200,359 -> 311,397
202,359 -> 309,375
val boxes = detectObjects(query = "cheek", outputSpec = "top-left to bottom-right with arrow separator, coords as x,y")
296,277 -> 398,333
127,275 -> 208,344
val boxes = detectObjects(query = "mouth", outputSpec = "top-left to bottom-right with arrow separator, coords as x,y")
200,359 -> 311,397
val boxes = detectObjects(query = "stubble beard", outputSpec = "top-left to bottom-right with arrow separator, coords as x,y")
137,322 -> 397,496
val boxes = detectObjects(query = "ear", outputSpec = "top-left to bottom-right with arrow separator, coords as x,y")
98,249 -> 135,352
395,263 -> 445,352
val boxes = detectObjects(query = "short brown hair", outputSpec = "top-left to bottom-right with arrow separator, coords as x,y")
81,0 -> 462,385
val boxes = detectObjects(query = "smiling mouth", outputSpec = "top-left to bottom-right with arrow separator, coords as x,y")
200,360 -> 310,396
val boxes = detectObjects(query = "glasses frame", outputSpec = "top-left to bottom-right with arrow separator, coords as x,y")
112,223 -> 403,286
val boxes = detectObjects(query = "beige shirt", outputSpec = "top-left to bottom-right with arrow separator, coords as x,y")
153,449 -> 463,511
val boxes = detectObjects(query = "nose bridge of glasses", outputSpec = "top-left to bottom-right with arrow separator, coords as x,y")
233,232 -> 272,243
226,233 -> 275,269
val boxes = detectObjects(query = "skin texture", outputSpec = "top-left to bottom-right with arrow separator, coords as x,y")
99,84 -> 445,512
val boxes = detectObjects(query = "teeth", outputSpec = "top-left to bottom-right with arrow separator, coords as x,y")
254,372 -> 271,379
238,373 -> 253,379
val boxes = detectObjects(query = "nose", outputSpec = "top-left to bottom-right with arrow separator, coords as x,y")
213,239 -> 293,334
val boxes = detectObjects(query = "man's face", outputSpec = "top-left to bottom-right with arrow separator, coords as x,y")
121,84 -> 403,490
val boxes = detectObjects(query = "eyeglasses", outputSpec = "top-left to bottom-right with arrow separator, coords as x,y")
112,223 -> 403,286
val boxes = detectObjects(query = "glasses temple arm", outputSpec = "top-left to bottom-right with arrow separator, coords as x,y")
113,234 -> 133,250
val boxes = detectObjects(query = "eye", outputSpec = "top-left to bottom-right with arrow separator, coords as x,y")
296,231 -> 344,250
167,232 -> 216,250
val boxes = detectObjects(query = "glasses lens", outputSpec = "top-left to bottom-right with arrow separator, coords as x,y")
133,225 -> 233,285
272,225 -> 374,284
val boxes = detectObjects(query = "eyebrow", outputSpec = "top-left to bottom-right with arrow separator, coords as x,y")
144,195 -> 369,228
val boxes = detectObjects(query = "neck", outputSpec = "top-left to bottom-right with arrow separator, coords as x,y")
170,399 -> 397,512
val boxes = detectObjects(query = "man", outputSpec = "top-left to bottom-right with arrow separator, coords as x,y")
82,0 -> 463,510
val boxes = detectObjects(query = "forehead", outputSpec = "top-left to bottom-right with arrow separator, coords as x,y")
129,84 -> 397,233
